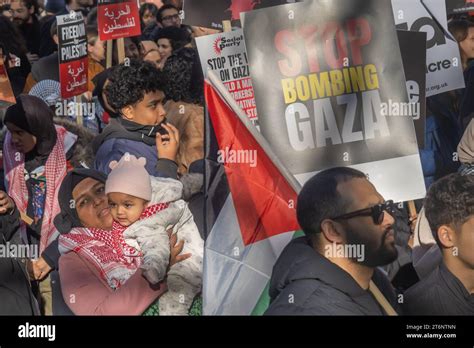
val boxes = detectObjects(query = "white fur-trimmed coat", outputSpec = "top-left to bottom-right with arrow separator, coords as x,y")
122,176 -> 203,315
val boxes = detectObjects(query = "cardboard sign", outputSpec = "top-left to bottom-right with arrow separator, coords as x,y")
446,0 -> 474,15
392,0 -> 465,96
98,0 -> 141,40
196,29 -> 258,126
57,12 -> 89,99
242,0 -> 426,202
397,30 -> 427,149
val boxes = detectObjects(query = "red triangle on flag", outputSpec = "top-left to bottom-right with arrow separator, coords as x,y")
205,81 -> 300,246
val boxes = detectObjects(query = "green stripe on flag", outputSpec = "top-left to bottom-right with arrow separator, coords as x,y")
251,282 -> 270,315
251,230 -> 306,315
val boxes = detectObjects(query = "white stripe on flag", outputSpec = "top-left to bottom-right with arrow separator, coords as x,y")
203,193 -> 294,315
294,154 -> 426,203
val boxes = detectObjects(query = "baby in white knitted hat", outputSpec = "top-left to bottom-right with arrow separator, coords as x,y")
105,152 -> 203,315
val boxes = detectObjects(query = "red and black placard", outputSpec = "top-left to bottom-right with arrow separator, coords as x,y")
57,11 -> 88,99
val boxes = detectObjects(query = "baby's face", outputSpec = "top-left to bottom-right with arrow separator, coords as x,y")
107,192 -> 148,227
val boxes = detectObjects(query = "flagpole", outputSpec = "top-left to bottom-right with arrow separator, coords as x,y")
207,70 -> 302,194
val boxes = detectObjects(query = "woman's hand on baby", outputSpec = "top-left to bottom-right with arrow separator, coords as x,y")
168,228 -> 191,268
31,257 -> 52,281
156,123 -> 180,163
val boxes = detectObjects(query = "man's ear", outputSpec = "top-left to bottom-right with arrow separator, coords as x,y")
28,6 -> 34,15
437,225 -> 456,249
320,219 -> 344,244
121,105 -> 134,120
53,34 -> 59,45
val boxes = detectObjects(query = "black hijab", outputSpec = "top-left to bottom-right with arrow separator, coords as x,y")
92,68 -> 121,119
4,94 -> 57,171
53,168 -> 107,234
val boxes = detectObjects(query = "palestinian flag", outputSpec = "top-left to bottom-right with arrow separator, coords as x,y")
203,71 -> 302,315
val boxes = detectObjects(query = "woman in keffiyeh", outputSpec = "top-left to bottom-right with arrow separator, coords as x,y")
55,168 -> 200,315
1,94 -> 81,315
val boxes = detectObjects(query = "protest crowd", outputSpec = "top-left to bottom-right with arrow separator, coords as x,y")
0,0 -> 472,317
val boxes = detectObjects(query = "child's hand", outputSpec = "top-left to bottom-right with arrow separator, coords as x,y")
156,123 -> 180,163
168,228 -> 191,268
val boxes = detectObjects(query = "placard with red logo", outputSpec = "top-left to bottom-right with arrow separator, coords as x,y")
196,30 -> 258,127
57,11 -> 89,99
98,0 -> 141,41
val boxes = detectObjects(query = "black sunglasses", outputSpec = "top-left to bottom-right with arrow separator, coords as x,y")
331,200 -> 395,225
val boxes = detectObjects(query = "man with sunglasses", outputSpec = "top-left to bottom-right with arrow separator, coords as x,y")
265,167 -> 399,315
403,173 -> 474,315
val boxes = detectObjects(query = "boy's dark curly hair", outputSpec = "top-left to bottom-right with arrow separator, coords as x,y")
424,173 -> 474,246
104,59 -> 166,111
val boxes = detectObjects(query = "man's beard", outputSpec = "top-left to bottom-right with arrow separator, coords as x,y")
13,17 -> 29,26
345,225 -> 398,267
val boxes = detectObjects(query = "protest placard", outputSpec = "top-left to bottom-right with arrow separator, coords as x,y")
392,0 -> 465,96
196,29 -> 258,125
242,0 -> 426,202
397,30 -> 427,149
446,0 -> 474,15
57,11 -> 88,99
98,0 -> 141,41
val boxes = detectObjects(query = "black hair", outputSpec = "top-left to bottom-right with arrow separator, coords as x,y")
86,6 -> 98,27
297,167 -> 367,237
157,3 -> 178,23
104,59 -> 166,111
14,0 -> 39,14
162,0 -> 182,10
86,25 -> 99,43
50,19 -> 57,38
0,15 -> 27,56
155,26 -> 191,51
110,35 -> 140,66
424,173 -> 474,246
448,19 -> 474,43
140,3 -> 158,20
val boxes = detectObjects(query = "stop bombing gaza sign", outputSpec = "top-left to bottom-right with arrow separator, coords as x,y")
241,0 -> 426,203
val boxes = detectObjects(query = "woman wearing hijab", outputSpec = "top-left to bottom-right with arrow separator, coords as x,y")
0,94 -> 89,315
54,168 -> 198,315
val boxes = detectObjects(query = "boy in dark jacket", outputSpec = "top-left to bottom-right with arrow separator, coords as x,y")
93,60 -> 180,178
403,174 -> 474,315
